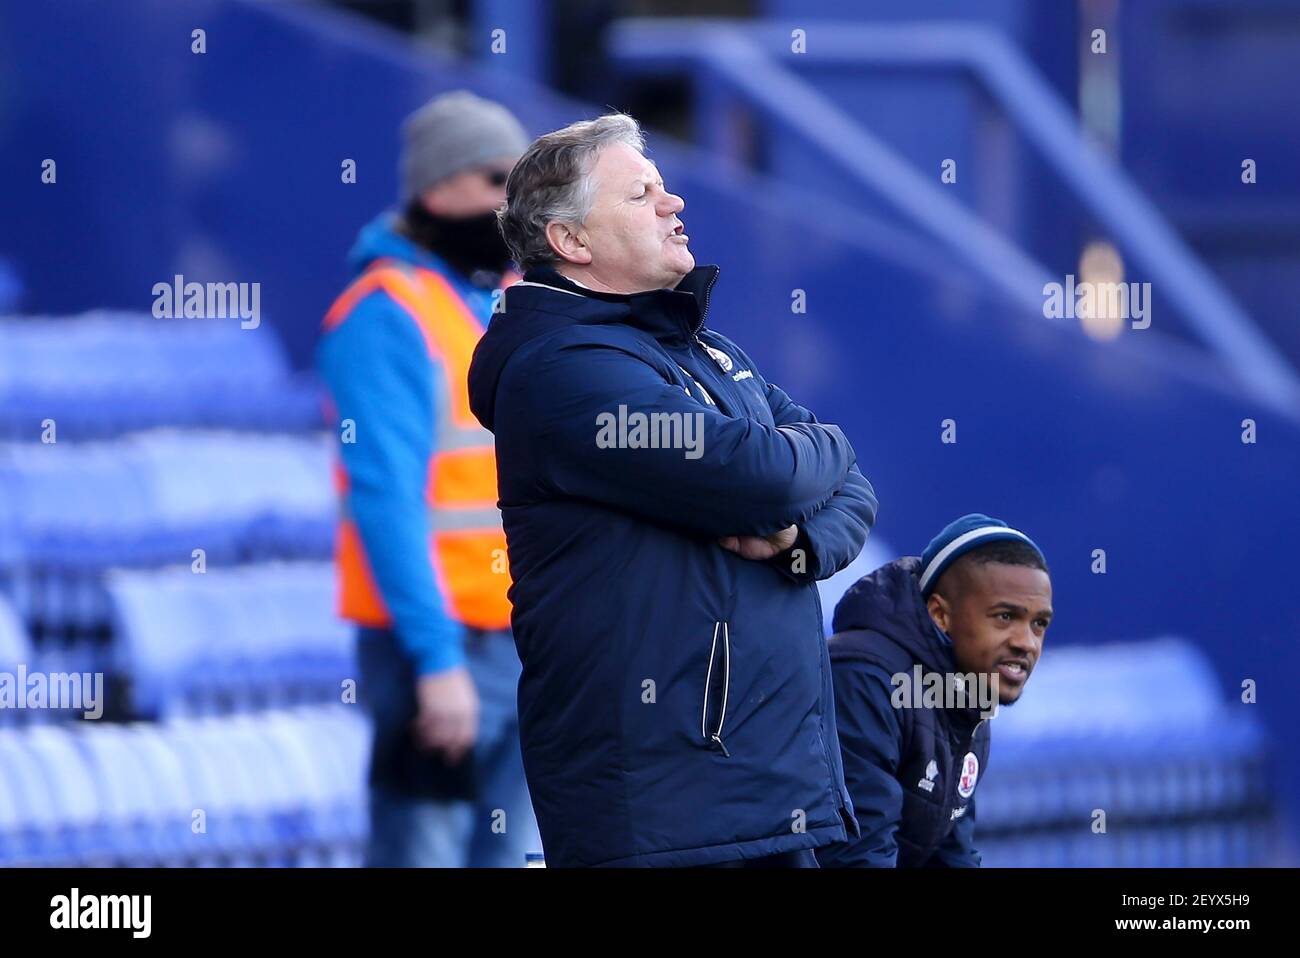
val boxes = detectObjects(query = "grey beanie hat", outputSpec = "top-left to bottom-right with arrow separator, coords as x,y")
399,90 -> 529,203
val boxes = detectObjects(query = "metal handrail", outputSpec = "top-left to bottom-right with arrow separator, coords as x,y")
608,18 -> 1300,413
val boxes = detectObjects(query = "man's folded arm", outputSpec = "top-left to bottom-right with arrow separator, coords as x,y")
762,381 -> 878,582
816,660 -> 904,868
510,338 -> 855,538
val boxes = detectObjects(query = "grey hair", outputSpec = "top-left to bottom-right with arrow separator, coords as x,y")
497,112 -> 646,270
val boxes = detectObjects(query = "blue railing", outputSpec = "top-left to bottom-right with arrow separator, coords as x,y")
607,19 -> 1300,418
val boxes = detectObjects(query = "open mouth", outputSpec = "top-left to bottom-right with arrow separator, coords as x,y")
667,223 -> 687,241
996,659 -> 1030,683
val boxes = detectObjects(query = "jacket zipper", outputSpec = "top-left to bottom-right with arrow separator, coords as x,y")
701,621 -> 731,757
690,268 -> 720,350
689,271 -> 729,759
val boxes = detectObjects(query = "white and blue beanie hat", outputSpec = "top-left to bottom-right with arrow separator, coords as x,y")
918,513 -> 1044,598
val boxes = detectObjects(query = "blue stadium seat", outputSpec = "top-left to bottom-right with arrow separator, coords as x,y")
0,730 -> 66,865
0,431 -> 335,645
0,431 -> 333,573
0,313 -> 322,439
124,725 -> 201,865
75,725 -> 172,864
23,725 -> 110,864
259,711 -> 335,859
0,593 -> 29,673
976,638 -> 1271,866
156,719 -> 248,865
225,715 -> 313,865
107,561 -> 351,717
304,707 -> 370,858
0,707 -> 365,867
257,707 -> 368,865
165,716 -> 271,865
0,737 -> 21,865
257,712 -> 338,852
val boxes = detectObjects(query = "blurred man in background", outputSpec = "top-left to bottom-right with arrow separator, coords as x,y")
317,90 -> 538,867
818,514 -> 1052,867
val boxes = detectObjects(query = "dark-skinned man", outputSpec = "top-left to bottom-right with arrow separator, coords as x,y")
817,514 -> 1052,867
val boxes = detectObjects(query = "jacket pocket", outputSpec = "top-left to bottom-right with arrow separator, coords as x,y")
700,621 -> 732,757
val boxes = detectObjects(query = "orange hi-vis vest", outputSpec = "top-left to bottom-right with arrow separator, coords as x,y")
322,258 -> 512,631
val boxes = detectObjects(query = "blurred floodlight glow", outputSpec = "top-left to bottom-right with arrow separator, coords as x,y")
1078,239 -> 1126,341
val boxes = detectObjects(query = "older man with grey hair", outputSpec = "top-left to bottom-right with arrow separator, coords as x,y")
468,113 -> 878,867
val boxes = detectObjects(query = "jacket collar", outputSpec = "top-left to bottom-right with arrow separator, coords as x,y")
519,264 -> 720,346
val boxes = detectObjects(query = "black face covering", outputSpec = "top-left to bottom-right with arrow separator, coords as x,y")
402,202 -> 512,286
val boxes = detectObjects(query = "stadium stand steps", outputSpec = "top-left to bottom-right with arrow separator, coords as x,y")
106,561 -> 354,719
0,314 -> 1277,865
0,706 -> 367,867
0,429 -> 337,708
975,639 -> 1275,866
0,314 -> 345,730
0,312 -> 322,440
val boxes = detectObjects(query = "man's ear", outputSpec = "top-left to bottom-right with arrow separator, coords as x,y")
926,591 -> 951,633
545,221 -> 592,266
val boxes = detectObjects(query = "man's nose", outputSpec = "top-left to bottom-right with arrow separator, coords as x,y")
1009,627 -> 1040,659
659,190 -> 685,216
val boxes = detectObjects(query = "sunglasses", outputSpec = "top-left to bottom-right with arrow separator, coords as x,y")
481,169 -> 509,188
